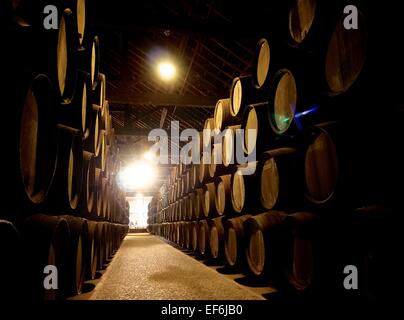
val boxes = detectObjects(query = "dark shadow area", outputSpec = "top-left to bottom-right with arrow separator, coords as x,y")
216,266 -> 240,275
202,259 -> 224,267
81,282 -> 96,294
234,276 -> 270,288
94,272 -> 103,280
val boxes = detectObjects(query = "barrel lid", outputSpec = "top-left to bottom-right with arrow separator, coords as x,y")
254,39 -> 271,89
244,106 -> 258,155
325,12 -> 367,95
216,181 -> 226,214
288,236 -> 314,290
214,100 -> 224,130
231,171 -> 245,213
225,228 -> 238,266
260,158 -> 280,210
210,226 -> 219,258
77,0 -> 86,46
305,131 -> 338,203
91,37 -> 100,89
247,229 -> 266,275
223,128 -> 234,167
289,0 -> 317,45
270,69 -> 297,134
231,78 -> 243,116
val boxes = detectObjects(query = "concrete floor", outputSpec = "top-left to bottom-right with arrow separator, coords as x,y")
88,234 -> 265,300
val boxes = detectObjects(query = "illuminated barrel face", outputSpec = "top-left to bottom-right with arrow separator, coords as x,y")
289,0 -> 317,45
269,70 -> 297,134
256,39 -> 270,88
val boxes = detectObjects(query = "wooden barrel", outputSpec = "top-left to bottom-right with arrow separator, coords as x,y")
290,4 -> 367,98
203,117 -> 215,149
95,168 -> 104,218
78,35 -> 100,90
182,196 -> 189,221
222,125 -> 242,167
6,6 -> 78,100
189,165 -> 198,190
257,148 -> 303,211
243,211 -> 287,280
288,0 -> 317,46
209,217 -> 225,261
96,222 -> 107,269
5,74 -> 58,220
304,124 -> 336,205
20,214 -> 70,300
194,188 -> 204,219
242,102 -> 272,156
90,36 -> 100,90
267,69 -> 297,134
71,0 -> 86,46
230,164 -> 263,214
214,98 -> 238,130
252,38 -> 271,90
96,130 -> 107,172
172,201 -> 177,221
230,75 -> 263,118
104,223 -> 112,259
209,143 -> 225,178
176,163 -> 184,179
102,100 -> 110,137
325,11 -> 367,96
283,212 -> 319,292
102,183 -> 110,221
198,155 -> 210,184
55,8 -> 78,102
61,215 -> 89,296
214,174 -> 232,216
177,198 -> 183,221
46,125 -> 83,212
179,223 -> 186,246
191,221 -> 199,252
93,73 -> 106,112
203,182 -> 217,218
181,171 -> 189,196
198,219 -> 210,257
62,70 -> 93,139
79,151 -> 96,217
84,104 -> 101,156
178,178 -> 184,199
224,215 -> 252,269
184,222 -> 192,249
188,193 -> 196,220
182,197 -> 188,221
86,220 -> 99,280
0,220 -> 21,300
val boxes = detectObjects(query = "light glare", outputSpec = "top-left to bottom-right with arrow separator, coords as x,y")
158,62 -> 176,81
117,161 -> 156,191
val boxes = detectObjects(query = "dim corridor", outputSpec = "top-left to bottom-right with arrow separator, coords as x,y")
88,234 -> 265,300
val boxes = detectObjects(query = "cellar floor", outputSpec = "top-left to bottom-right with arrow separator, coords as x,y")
77,233 -> 266,300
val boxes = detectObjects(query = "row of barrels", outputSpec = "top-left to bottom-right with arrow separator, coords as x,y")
4,0 -> 128,225
2,0 -> 129,300
1,215 -> 128,300
149,122 -> 383,226
149,204 -> 392,300
148,0 -> 399,303
151,0 -> 398,220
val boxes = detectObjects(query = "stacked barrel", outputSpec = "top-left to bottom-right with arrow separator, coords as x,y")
148,0 -> 400,301
2,1 -> 129,300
